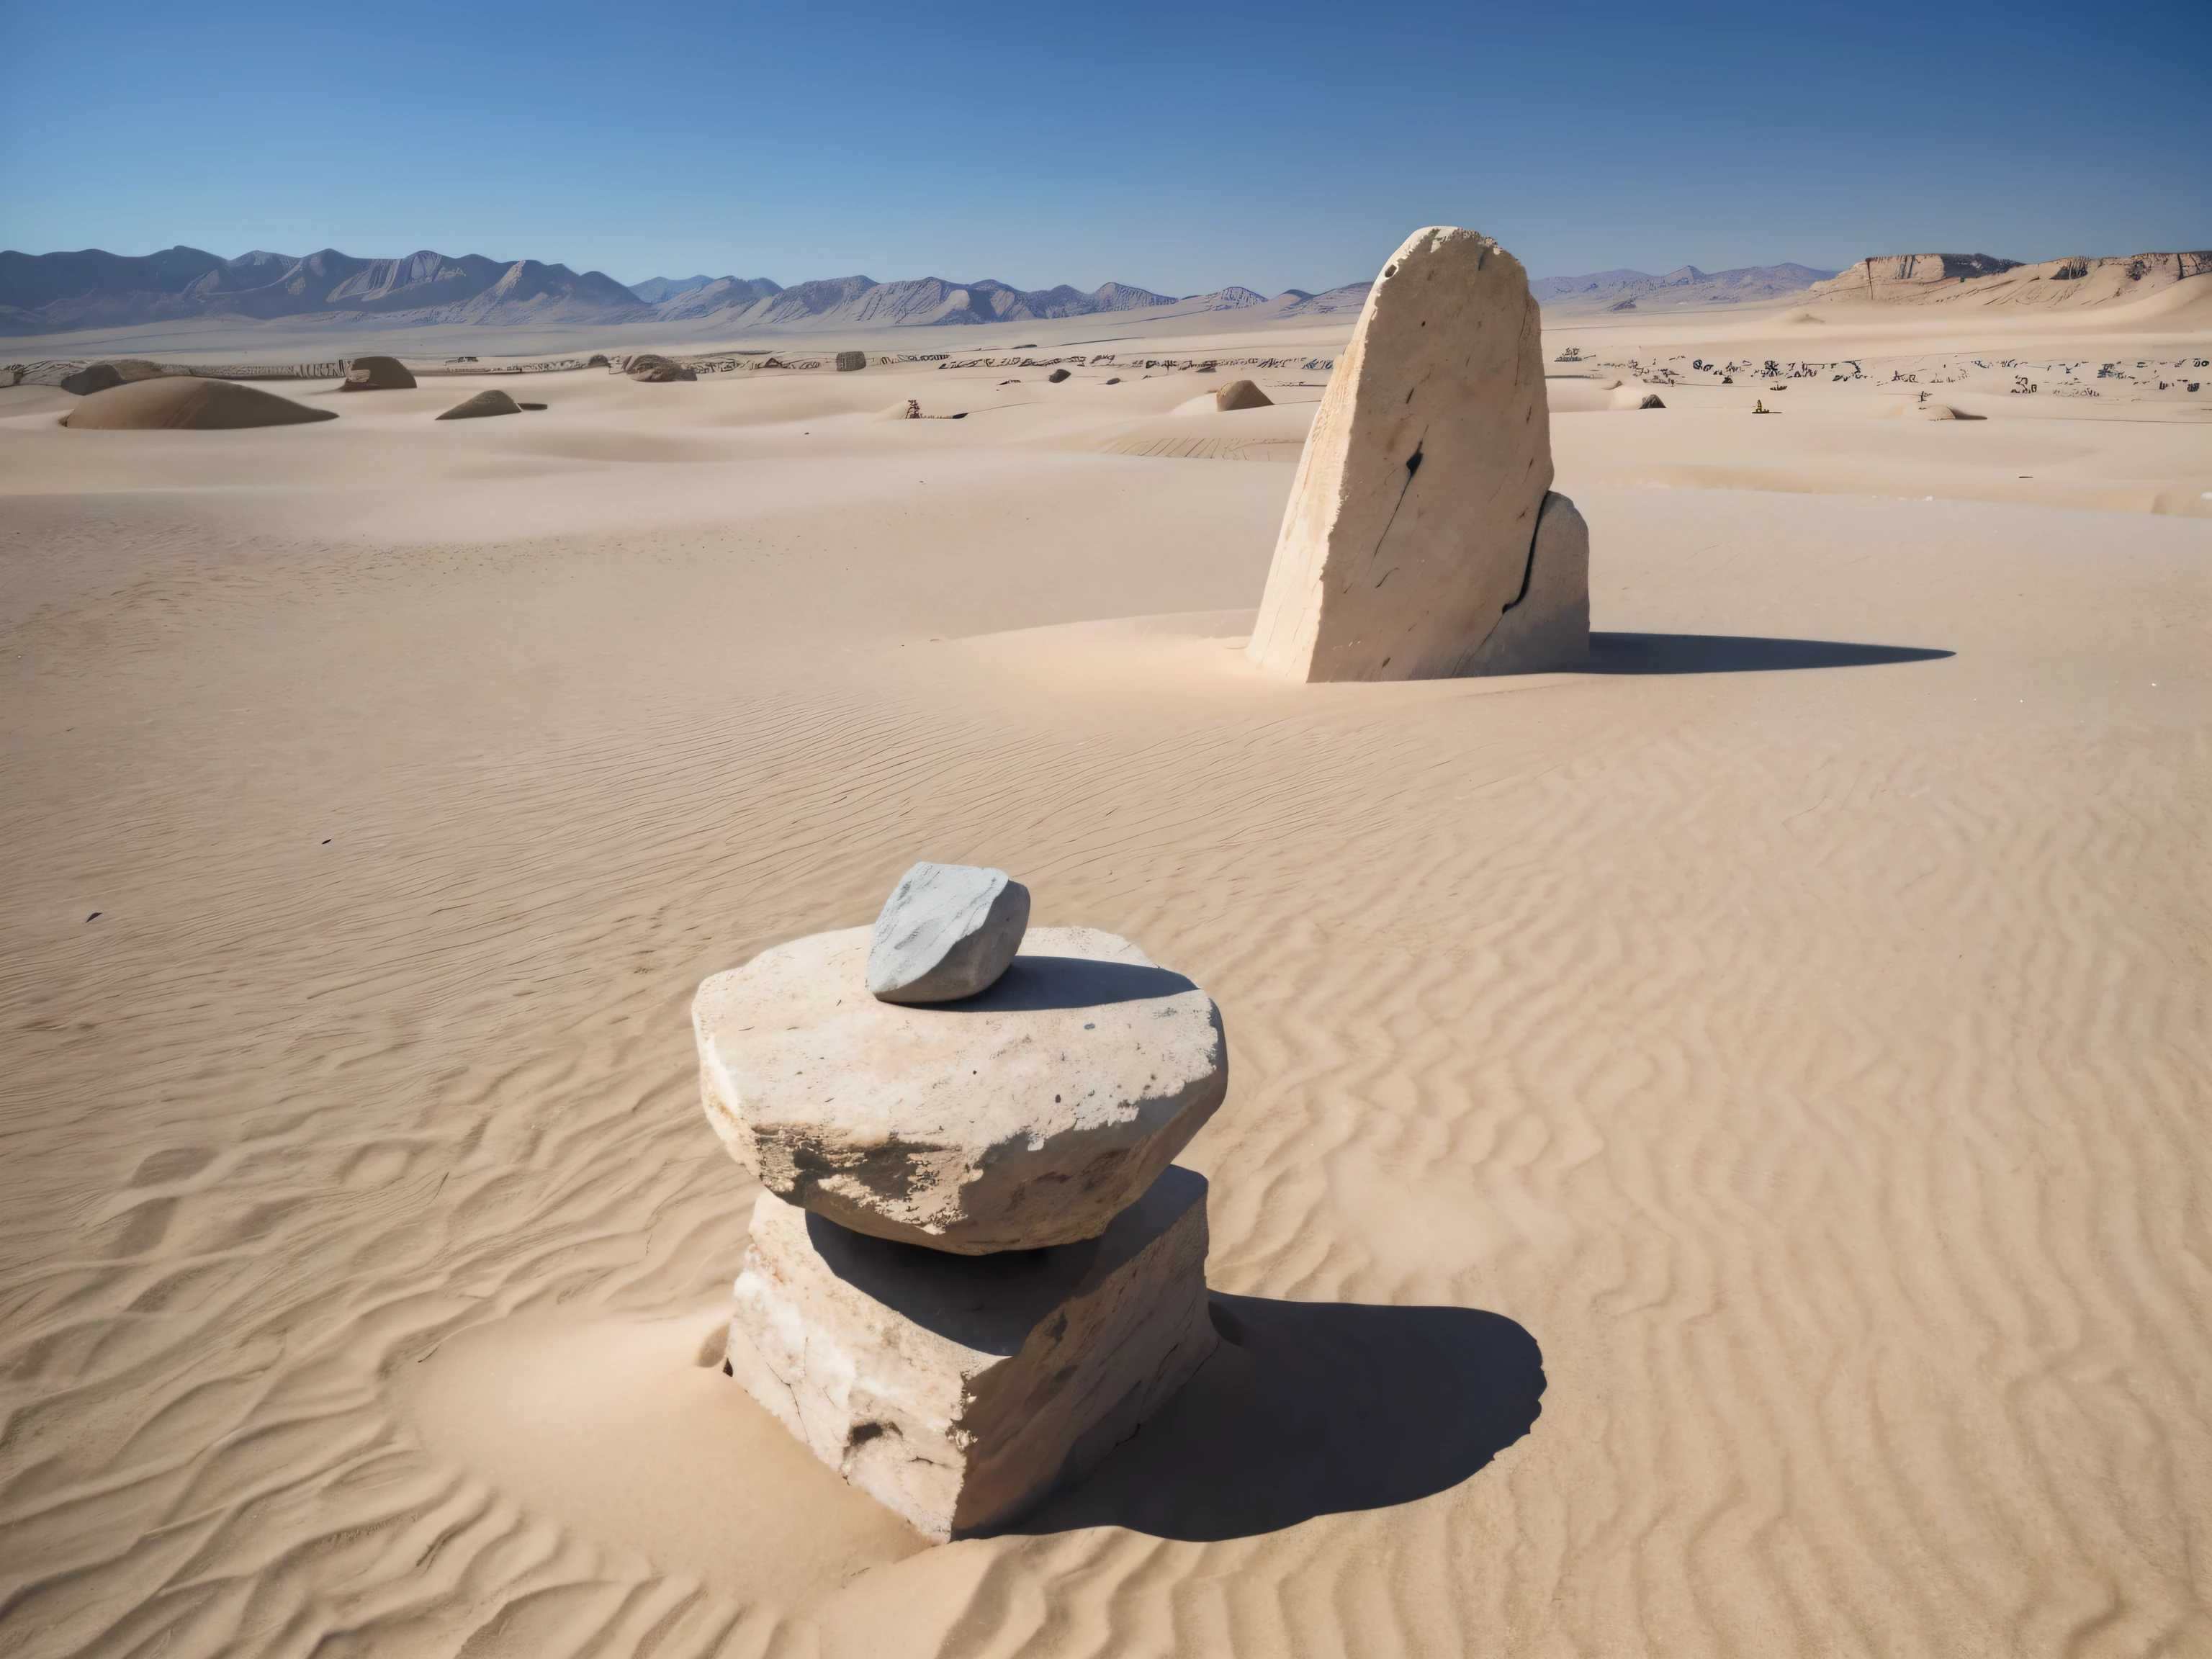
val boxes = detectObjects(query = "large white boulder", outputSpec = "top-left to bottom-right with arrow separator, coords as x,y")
693,926 -> 1228,1253
724,1165 -> 1217,1539
1246,225 -> 1578,681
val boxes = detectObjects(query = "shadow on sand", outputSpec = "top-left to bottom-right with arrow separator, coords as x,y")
1012,1293 -> 1545,1542
1584,632 -> 1954,674
946,955 -> 1195,1014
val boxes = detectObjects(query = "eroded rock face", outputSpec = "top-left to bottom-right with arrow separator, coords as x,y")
1214,379 -> 1272,410
693,926 -> 1228,1253
59,362 -> 125,396
1457,492 -> 1590,675
867,862 -> 1029,1004
1247,225 -> 1571,681
341,356 -> 415,391
724,1165 -> 1216,1539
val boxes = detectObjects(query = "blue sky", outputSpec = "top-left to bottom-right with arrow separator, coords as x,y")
1,0 -> 2204,294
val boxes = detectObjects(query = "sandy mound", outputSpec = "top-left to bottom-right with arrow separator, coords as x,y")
341,356 -> 416,392
436,390 -> 522,421
61,377 -> 336,429
1610,387 -> 1666,410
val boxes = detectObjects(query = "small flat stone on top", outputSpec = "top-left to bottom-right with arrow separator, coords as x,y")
868,862 -> 1030,1004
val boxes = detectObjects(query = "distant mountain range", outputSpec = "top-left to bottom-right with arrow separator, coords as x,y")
0,246 -> 1845,337
0,246 -> 1375,337
1529,264 -> 1839,310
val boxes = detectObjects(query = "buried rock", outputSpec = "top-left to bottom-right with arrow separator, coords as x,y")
1213,379 -> 1272,411
63,377 -> 336,429
1048,368 -> 1072,383
693,925 -> 1228,1254
341,355 -> 415,391
835,351 -> 868,372
868,862 -> 1030,1004
628,354 -> 695,382
60,362 -> 126,396
436,389 -> 521,420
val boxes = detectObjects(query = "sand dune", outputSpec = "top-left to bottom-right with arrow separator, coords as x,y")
1,301 -> 2208,1657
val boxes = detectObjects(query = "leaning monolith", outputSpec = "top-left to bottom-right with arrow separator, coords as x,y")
1246,225 -> 1586,680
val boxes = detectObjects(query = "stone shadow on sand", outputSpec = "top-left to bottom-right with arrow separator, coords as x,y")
1584,632 -> 1954,674
949,956 -> 1196,1014
1010,1293 -> 1545,1542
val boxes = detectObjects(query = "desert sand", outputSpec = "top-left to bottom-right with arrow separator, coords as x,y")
1,271 -> 2208,1658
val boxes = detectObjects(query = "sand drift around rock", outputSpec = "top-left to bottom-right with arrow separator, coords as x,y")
437,389 -> 523,420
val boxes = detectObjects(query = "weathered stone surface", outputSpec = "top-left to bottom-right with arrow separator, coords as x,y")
436,389 -> 521,420
867,862 -> 1029,1004
1457,492 -> 1589,675
1047,368 -> 1071,383
1247,225 -> 1567,682
694,925 -> 1228,1253
835,351 -> 867,372
63,377 -> 336,430
627,354 -> 695,382
724,1165 -> 1217,1539
59,362 -> 125,396
341,355 -> 415,391
1214,379 -> 1272,411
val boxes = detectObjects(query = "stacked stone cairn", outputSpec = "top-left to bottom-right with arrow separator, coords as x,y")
693,863 -> 1228,1540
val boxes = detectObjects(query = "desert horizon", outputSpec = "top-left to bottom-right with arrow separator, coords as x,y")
4,1 -> 2208,1654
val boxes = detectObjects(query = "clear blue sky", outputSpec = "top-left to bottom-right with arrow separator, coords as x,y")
2,0 -> 2204,294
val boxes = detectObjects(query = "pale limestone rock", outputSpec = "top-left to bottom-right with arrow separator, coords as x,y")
867,862 -> 1029,1004
1247,225 -> 1572,682
693,926 -> 1227,1253
724,1165 -> 1216,1539
1457,492 -> 1590,675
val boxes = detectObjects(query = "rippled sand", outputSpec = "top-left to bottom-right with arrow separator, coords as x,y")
2,351 -> 2208,1657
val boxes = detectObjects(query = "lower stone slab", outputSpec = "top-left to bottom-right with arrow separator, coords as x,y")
724,1165 -> 1216,1540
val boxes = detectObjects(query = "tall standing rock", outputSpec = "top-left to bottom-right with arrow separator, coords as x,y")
1246,225 -> 1583,681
